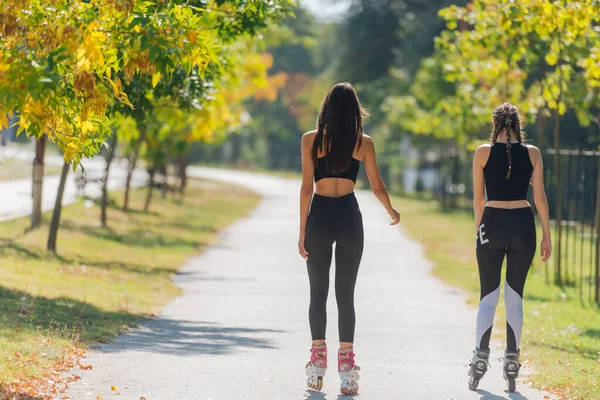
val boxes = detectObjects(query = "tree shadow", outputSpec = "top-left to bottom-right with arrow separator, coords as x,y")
0,285 -> 141,346
525,339 -> 598,361
60,222 -> 206,249
0,239 -> 43,259
99,317 -> 283,356
583,328 -> 600,339
54,254 -> 176,277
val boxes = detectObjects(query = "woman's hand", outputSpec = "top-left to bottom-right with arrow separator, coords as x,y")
541,235 -> 552,261
298,235 -> 309,260
388,208 -> 400,225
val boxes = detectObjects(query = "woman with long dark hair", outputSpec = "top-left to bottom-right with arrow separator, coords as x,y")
298,82 -> 400,395
469,103 -> 552,392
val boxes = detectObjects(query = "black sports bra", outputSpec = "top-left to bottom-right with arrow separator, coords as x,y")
314,156 -> 361,183
484,142 -> 533,201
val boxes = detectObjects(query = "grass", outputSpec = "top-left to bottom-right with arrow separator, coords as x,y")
0,180 -> 260,398
394,196 -> 600,400
0,158 -> 63,180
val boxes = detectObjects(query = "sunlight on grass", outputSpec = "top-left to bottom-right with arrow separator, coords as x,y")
0,180 -> 259,392
0,157 -> 63,181
395,196 -> 600,400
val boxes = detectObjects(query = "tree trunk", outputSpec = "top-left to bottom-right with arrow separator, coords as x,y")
553,112 -> 563,285
537,113 -> 546,150
178,154 -> 189,196
47,162 -> 69,253
595,166 -> 600,302
101,132 -> 118,227
31,136 -> 46,228
144,167 -> 155,212
122,125 -> 146,212
161,165 -> 168,199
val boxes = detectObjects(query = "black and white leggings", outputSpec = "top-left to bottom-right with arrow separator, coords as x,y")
476,207 -> 536,352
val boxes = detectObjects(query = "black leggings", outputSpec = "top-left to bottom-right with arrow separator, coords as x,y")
475,207 -> 536,352
305,193 -> 364,343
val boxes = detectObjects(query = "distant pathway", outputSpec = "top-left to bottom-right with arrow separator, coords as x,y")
0,145 -> 147,222
64,167 -> 553,400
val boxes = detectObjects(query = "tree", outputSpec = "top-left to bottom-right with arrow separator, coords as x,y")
388,0 -> 600,285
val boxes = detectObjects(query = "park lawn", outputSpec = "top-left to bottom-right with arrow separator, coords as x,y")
0,180 -> 260,399
395,196 -> 600,400
0,158 -> 63,180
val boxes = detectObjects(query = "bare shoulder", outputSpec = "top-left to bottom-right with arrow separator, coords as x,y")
526,144 -> 542,165
358,133 -> 375,160
472,144 -> 491,167
526,144 -> 541,155
302,130 -> 317,147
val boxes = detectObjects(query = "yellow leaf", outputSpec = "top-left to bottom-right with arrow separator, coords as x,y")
558,102 -> 566,115
111,385 -> 117,391
106,67 -> 111,79
545,53 -> 558,66
187,29 -> 198,45
152,71 -> 161,88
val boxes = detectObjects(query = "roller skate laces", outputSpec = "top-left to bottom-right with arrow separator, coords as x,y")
305,344 -> 327,391
338,347 -> 360,395
468,347 -> 490,391
500,350 -> 521,392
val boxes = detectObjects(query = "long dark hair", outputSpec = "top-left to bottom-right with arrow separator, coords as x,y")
490,102 -> 526,180
312,82 -> 369,173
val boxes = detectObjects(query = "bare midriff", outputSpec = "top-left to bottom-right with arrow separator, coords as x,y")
314,178 -> 356,198
486,200 -> 531,209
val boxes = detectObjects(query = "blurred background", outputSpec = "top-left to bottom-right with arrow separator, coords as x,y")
1,1 -> 599,397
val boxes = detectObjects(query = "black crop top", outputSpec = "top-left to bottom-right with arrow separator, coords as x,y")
484,142 -> 533,201
314,156 -> 360,183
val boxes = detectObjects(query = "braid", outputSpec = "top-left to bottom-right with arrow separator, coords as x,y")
492,102 -> 527,180
505,129 -> 512,179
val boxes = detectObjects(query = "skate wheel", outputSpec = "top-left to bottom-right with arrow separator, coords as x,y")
469,376 -> 479,390
507,377 -> 516,392
316,376 -> 323,391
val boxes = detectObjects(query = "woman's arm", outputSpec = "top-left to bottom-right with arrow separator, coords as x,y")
363,135 -> 400,225
473,145 -> 488,232
529,145 -> 552,261
298,132 -> 315,259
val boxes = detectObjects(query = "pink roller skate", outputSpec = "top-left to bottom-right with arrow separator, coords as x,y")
338,347 -> 360,395
305,343 -> 327,391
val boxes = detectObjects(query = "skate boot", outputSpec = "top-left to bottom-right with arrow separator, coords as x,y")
305,343 -> 327,391
502,350 -> 521,392
468,347 -> 490,390
338,347 -> 360,395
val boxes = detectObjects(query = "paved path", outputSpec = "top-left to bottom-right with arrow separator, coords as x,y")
65,168 -> 552,400
0,145 -> 148,221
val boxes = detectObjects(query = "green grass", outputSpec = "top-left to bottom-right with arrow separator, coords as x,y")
395,196 -> 600,400
0,158 -> 63,180
0,180 -> 259,397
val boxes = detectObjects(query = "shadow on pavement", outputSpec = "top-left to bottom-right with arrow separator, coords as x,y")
476,389 -> 531,399
303,390 -> 327,399
100,318 -> 283,356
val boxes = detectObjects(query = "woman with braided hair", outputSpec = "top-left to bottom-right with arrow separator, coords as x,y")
469,103 -> 552,392
298,82 -> 400,395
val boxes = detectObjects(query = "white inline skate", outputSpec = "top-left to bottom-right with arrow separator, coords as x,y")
338,347 -> 360,395
305,343 -> 327,391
